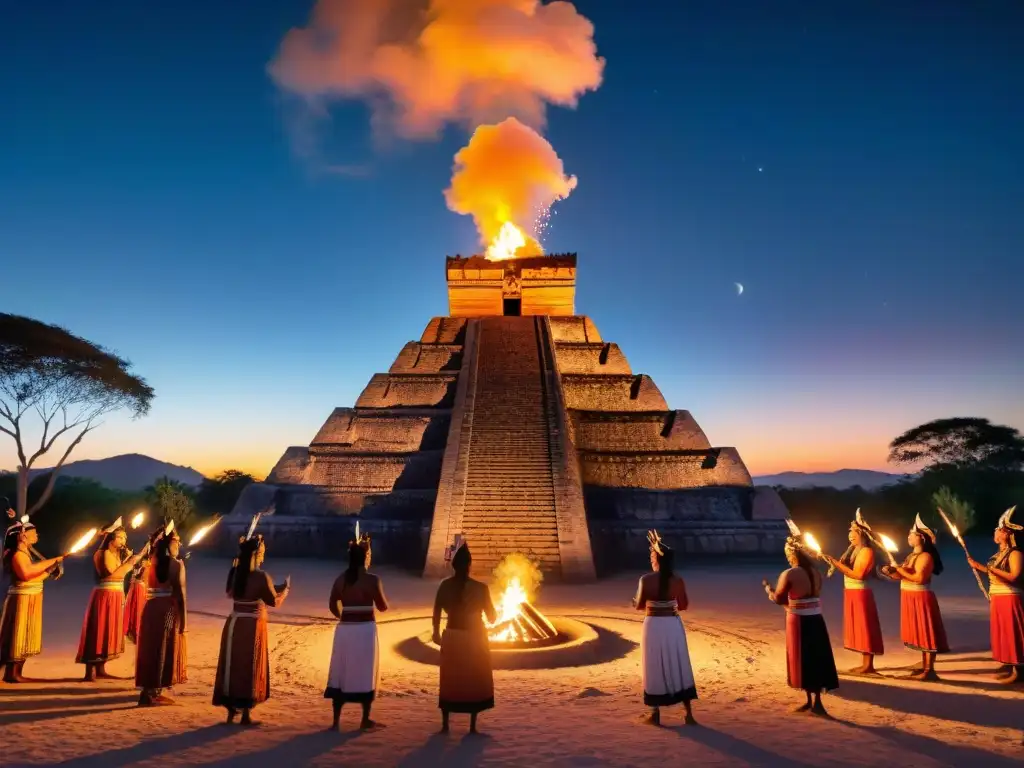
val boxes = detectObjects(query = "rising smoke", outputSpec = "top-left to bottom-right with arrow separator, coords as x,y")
270,0 -> 603,255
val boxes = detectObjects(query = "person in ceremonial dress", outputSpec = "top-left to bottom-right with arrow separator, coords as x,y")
633,530 -> 697,726
764,529 -> 839,715
135,529 -> 187,706
324,532 -> 387,730
76,521 -> 145,680
881,514 -> 949,681
432,542 -> 497,734
968,506 -> 1024,684
1,510 -> 64,683
822,510 -> 884,675
213,534 -> 290,725
123,543 -> 152,646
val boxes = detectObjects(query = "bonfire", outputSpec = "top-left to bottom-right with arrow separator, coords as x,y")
486,554 -> 559,645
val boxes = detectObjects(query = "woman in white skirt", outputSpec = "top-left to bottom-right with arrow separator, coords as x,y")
633,530 -> 697,726
324,532 -> 388,730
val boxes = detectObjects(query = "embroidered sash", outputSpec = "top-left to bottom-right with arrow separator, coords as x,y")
787,597 -> 821,616
7,583 -> 43,596
900,582 -> 931,592
989,582 -> 1023,597
645,599 -> 679,617
844,576 -> 867,590
339,603 -> 375,623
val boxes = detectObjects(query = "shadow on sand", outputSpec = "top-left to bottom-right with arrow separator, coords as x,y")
396,732 -> 492,767
670,724 -> 819,768
844,722 -> 1024,767
0,694 -> 139,717
202,729 -> 355,767
832,678 -> 1024,730
50,724 -> 235,767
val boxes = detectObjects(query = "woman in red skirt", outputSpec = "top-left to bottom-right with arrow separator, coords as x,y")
76,521 -> 145,681
135,530 -> 187,706
824,509 -> 884,675
123,553 -> 149,646
213,535 -> 290,725
882,514 -> 948,681
968,506 -> 1023,684
431,542 -> 497,734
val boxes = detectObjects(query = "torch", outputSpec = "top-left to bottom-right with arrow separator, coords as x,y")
66,528 -> 99,556
130,511 -> 146,530
937,507 -> 989,601
801,532 -> 835,576
183,517 -> 221,558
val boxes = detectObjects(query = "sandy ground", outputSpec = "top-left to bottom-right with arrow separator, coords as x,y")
0,555 -> 1021,767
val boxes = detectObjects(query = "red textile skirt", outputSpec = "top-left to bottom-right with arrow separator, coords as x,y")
843,587 -> 884,655
990,589 -> 1024,665
439,627 -> 494,713
0,584 -> 44,663
212,607 -> 270,710
134,595 -> 187,689
900,587 -> 949,653
76,584 -> 126,664
123,578 -> 146,645
785,605 -> 839,692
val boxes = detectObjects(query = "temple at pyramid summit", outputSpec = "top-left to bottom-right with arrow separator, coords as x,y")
225,254 -> 789,580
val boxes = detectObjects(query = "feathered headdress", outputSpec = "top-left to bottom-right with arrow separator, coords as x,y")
997,506 -> 1021,532
784,519 -> 804,553
853,508 -> 873,533
102,517 -> 124,534
647,529 -> 665,556
912,513 -> 937,543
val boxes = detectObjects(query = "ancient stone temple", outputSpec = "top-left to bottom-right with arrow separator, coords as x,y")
225,254 -> 788,579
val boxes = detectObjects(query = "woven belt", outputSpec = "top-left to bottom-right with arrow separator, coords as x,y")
844,576 -> 867,590
990,582 -> 1023,596
787,598 -> 821,616
97,581 -> 124,592
341,605 -> 375,623
645,599 -> 679,617
900,582 -> 931,592
231,600 -> 262,616
147,588 -> 172,598
7,583 -> 43,596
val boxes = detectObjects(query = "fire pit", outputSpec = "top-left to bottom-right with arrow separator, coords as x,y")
486,576 -> 561,648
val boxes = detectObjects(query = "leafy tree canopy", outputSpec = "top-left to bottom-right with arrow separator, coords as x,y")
196,469 -> 255,517
888,417 -> 1024,472
0,313 -> 154,516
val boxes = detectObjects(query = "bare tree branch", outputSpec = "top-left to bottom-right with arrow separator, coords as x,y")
26,423 -> 95,516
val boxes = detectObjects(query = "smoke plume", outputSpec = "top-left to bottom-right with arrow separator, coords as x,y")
269,0 -> 604,139
444,118 -> 576,256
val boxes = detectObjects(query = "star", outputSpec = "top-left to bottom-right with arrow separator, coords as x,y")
757,166 -> 763,173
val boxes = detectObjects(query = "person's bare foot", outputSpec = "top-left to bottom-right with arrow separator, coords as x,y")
811,701 -> 830,717
360,719 -> 384,730
997,668 -> 1022,685
639,711 -> 661,727
683,712 -> 698,726
792,703 -> 812,714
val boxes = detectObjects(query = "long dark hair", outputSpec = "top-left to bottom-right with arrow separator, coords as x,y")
155,536 -> 176,583
232,538 -> 262,599
793,547 -> 819,590
920,536 -> 944,576
344,542 -> 368,586
452,544 -> 471,600
656,548 -> 674,601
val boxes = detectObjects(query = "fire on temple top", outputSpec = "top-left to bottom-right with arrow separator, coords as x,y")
446,252 -> 577,317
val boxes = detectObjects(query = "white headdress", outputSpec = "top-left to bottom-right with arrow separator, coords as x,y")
912,513 -> 936,543
997,505 -> 1021,532
102,517 -> 124,534
647,530 -> 665,556
853,508 -> 873,532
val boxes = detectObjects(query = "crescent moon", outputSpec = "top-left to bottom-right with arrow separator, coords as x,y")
735,282 -> 744,296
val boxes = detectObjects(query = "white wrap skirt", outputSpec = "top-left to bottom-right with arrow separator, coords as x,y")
324,621 -> 379,703
641,613 -> 697,706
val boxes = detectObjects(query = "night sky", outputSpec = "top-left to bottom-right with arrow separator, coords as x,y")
2,1 -> 1022,478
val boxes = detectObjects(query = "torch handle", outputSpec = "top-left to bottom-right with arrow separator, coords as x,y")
957,542 -> 990,601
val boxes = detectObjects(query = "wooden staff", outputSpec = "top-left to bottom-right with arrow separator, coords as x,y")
937,507 -> 989,601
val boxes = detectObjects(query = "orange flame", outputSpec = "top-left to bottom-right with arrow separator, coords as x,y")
487,552 -> 543,643
445,118 -> 576,259
802,532 -> 823,555
67,528 -> 98,556
130,511 -> 146,530
188,518 -> 220,547
878,534 -> 900,553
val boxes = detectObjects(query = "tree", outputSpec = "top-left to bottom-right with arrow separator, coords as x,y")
195,470 -> 255,517
0,313 -> 154,517
145,476 -> 195,528
888,417 -> 1024,472
931,486 -> 976,534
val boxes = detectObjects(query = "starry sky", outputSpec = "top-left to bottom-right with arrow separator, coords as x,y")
2,1 -> 1022,479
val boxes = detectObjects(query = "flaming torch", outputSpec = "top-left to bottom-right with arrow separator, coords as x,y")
130,511 -> 146,530
937,507 -> 989,601
801,532 -> 835,577
875,533 -> 900,567
66,528 -> 98,556
188,518 -> 221,548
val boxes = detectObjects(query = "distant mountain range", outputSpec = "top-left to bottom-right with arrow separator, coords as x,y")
753,469 -> 909,490
4,453 -> 207,492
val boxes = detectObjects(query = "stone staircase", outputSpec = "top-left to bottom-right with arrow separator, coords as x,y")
459,317 -> 561,575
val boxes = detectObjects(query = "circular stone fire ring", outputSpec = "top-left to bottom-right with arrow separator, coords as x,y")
393,616 -> 634,670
